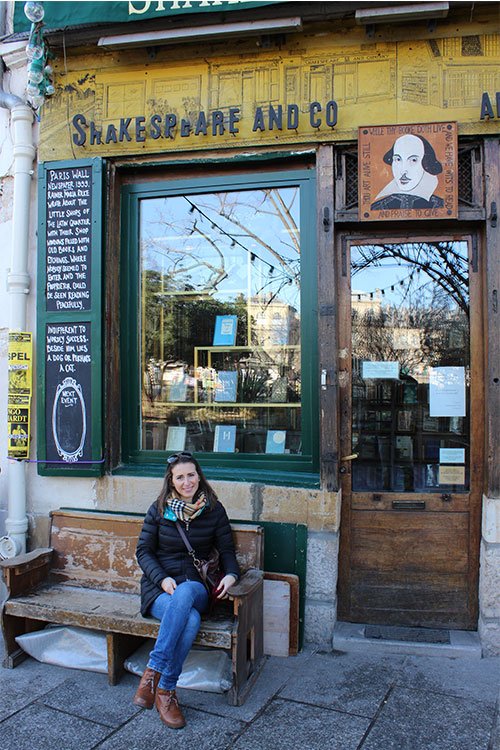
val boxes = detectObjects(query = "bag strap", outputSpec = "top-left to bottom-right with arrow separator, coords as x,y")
175,521 -> 203,570
175,520 -> 194,552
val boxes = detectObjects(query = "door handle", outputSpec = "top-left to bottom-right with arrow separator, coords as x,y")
339,453 -> 358,473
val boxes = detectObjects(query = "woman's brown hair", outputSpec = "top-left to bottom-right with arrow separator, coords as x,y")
156,453 -> 218,514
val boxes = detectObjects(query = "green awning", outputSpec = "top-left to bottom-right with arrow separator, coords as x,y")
14,0 -> 286,34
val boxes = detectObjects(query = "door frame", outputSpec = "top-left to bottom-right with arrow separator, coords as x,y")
336,230 -> 484,629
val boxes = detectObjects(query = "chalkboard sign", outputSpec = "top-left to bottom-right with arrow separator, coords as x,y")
45,166 -> 92,312
45,322 -> 92,463
37,158 -> 103,476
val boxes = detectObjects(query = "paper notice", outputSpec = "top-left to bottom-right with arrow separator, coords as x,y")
439,448 -> 465,464
439,465 -> 465,485
429,366 -> 465,417
362,361 -> 399,379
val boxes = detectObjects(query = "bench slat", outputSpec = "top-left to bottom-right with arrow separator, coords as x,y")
5,584 -> 234,649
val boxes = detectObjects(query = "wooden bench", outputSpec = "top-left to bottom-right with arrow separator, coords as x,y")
0,509 -> 265,706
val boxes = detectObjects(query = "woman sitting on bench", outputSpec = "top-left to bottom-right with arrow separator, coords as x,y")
133,451 -> 240,729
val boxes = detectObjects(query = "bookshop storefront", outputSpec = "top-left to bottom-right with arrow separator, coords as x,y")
3,1 -> 500,650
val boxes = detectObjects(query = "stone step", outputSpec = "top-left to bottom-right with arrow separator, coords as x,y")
333,621 -> 482,659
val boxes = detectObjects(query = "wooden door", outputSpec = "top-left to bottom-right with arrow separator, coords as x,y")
337,235 -> 483,629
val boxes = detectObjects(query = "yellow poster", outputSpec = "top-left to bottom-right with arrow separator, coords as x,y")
439,465 -> 465,485
8,332 -> 33,397
7,396 -> 31,459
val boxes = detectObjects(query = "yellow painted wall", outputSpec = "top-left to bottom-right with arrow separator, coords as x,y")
40,26 -> 500,161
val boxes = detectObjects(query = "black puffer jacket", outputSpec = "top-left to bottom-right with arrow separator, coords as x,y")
136,500 -> 240,616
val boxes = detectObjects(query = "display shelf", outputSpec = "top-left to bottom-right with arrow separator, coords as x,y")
193,344 -> 300,405
351,377 -> 468,492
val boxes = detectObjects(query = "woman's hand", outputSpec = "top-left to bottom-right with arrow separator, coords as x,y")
161,577 -> 177,595
216,574 -> 237,599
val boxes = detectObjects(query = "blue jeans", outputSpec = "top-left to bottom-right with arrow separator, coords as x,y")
147,581 -> 208,690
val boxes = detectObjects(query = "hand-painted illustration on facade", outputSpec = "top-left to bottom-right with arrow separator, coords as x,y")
358,121 -> 458,221
38,31 -> 500,160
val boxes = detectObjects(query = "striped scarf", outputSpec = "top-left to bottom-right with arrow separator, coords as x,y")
166,492 -> 207,523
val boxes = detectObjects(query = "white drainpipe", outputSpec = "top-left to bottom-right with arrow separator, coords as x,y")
0,95 -> 36,557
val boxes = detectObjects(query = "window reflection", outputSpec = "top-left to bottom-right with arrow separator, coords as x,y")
140,187 -> 302,455
351,241 -> 470,492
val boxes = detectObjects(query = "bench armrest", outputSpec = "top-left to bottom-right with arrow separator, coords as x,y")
0,547 -> 53,597
228,568 -> 263,598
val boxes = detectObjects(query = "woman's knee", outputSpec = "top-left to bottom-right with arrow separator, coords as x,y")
172,581 -> 197,606
173,581 -> 207,609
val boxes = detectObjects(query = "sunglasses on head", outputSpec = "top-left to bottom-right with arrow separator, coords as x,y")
167,451 -> 193,465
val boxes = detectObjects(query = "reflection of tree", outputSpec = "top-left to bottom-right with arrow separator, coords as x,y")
352,297 -> 469,373
352,242 -> 469,316
143,269 -> 248,364
146,188 -> 300,311
215,189 -> 300,284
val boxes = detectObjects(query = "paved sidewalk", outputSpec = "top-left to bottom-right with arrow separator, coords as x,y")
1,636 -> 499,750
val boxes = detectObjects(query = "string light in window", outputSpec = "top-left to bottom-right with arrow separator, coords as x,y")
183,197 -> 288,279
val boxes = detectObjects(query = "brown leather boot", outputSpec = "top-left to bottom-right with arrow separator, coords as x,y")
155,688 -> 186,729
133,667 -> 161,709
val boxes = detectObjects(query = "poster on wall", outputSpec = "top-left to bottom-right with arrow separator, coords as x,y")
8,396 -> 31,459
8,332 -> 33,397
358,122 -> 458,221
7,332 -> 33,460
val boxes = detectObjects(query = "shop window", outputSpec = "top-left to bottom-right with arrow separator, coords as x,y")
120,170 -> 318,479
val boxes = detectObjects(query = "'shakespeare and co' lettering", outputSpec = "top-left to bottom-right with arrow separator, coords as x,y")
71,102 -> 338,146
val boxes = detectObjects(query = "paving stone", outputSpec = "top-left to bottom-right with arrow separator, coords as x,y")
233,697 -> 370,750
39,669 -> 142,727
361,687 -> 494,750
279,651 -> 406,717
491,703 -> 500,750
0,702 -> 111,750
398,655 -> 500,707
97,703 -> 245,750
0,657 -> 70,721
177,653 -> 303,721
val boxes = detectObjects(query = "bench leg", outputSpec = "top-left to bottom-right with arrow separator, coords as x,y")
227,585 -> 265,706
227,652 -> 266,706
106,633 -> 145,686
1,612 -> 46,669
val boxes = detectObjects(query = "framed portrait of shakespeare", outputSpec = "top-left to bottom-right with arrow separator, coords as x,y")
359,122 -> 458,222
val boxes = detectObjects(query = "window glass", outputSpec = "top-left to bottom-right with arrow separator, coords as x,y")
350,240 -> 470,493
139,187 -> 302,456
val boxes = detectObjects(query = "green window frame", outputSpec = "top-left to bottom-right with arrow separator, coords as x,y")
120,168 -> 319,486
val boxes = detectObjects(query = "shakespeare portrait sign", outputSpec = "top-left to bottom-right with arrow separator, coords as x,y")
359,122 -> 458,221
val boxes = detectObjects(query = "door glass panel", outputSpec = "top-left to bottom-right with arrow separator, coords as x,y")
139,187 -> 302,454
350,240 -> 470,492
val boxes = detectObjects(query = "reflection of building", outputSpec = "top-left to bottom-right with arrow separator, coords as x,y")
250,297 -> 299,347
351,290 -> 383,314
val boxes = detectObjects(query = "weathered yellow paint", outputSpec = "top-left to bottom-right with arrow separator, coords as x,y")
39,27 -> 500,161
